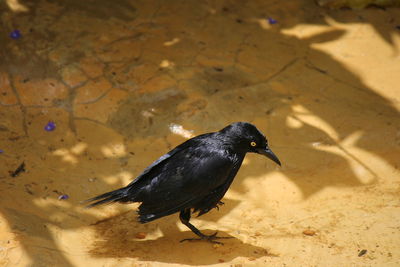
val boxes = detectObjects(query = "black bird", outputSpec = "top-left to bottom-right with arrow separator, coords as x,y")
85,122 -> 281,243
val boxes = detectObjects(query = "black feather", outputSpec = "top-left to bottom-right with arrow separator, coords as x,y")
83,187 -> 130,208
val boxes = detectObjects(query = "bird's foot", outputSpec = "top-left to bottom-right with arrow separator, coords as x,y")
180,231 -> 232,245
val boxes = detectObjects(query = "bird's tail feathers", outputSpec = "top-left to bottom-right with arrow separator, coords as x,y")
83,187 -> 131,208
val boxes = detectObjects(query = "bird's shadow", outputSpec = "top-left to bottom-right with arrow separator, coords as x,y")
88,207 -> 271,265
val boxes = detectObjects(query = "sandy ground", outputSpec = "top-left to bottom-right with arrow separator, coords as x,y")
1,1 -> 400,266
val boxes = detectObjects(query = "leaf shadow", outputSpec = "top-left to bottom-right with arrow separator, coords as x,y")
88,209 -> 270,265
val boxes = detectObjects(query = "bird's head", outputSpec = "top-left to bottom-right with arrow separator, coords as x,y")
220,122 -> 281,166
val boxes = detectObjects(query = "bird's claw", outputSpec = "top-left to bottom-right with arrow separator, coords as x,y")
215,201 -> 225,211
180,231 -> 233,244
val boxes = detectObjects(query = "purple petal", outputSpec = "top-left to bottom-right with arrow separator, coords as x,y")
268,17 -> 277,25
58,194 -> 69,200
44,121 -> 56,131
10,30 -> 22,39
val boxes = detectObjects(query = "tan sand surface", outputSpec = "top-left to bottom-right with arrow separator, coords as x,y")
1,1 -> 399,266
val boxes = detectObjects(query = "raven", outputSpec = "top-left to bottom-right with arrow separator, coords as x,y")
85,122 -> 281,243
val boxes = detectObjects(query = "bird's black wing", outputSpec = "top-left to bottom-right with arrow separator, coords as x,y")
134,139 -> 240,222
83,133 -> 213,208
193,158 -> 244,216
84,134 -> 209,208
127,133 -> 209,187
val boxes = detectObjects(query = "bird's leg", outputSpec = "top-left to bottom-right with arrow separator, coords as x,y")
179,209 -> 232,244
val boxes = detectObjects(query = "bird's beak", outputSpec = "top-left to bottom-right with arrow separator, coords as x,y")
256,147 -> 281,166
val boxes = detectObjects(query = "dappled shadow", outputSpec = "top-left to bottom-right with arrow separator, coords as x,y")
0,0 -> 399,266
88,210 -> 269,265
318,4 -> 400,49
0,128 -> 129,266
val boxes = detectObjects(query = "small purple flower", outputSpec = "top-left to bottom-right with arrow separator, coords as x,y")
0,149 -> 4,154
10,30 -> 22,39
58,194 -> 69,200
44,121 -> 56,131
267,17 -> 277,25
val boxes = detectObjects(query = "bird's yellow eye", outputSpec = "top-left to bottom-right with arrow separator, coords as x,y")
250,141 -> 257,147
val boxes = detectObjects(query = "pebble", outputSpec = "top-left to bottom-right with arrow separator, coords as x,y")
213,243 -> 222,249
302,229 -> 316,236
135,232 -> 147,239
358,249 -> 367,257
